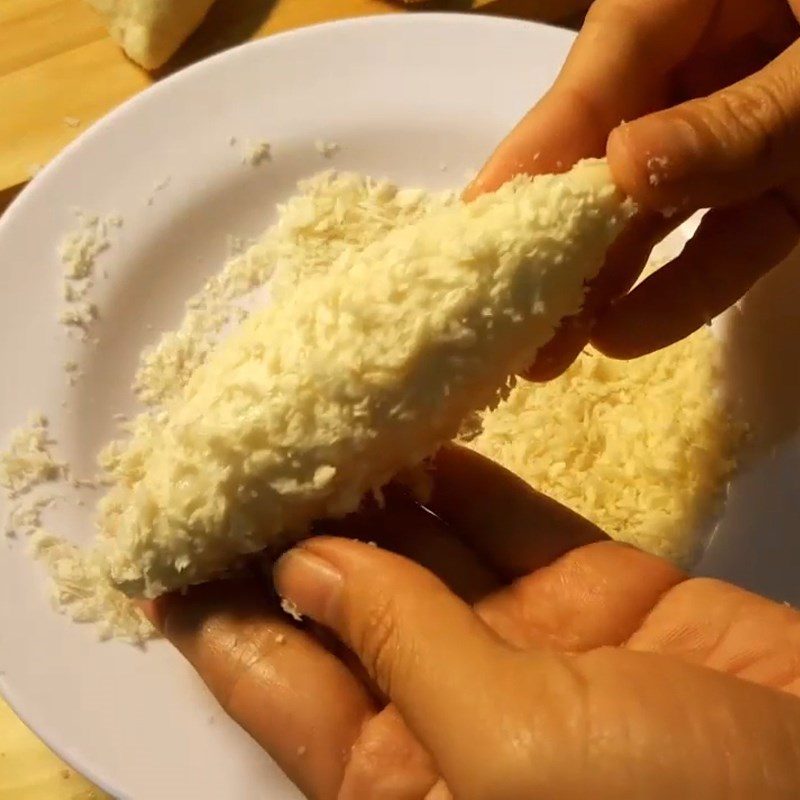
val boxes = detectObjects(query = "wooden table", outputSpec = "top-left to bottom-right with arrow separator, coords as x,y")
0,1 -> 588,796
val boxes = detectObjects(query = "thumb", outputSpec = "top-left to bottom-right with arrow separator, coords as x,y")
608,41 -> 800,213
273,537 -> 512,769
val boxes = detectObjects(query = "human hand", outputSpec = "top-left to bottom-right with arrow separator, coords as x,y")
146,446 -> 800,799
468,0 -> 800,375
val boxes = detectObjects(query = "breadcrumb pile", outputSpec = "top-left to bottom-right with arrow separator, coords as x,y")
465,330 -> 746,566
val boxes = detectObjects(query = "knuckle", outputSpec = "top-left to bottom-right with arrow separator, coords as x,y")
699,77 -> 795,167
202,620 -> 284,714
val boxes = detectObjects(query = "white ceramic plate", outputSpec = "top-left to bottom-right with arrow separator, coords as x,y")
1,13 -> 798,800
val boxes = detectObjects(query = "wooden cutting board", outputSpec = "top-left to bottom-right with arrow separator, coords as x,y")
0,0 -> 589,192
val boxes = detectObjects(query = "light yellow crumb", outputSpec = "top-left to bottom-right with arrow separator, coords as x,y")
314,139 -> 340,158
242,140 -> 271,166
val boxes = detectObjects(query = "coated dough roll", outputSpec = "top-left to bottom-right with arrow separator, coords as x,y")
96,159 -> 635,598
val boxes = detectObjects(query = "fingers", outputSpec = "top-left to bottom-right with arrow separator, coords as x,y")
426,445 -> 606,578
476,541 -> 686,652
467,0 -> 717,198
338,706 -> 441,800
523,210 -> 684,380
592,192 -> 800,357
607,42 -> 800,212
152,580 -> 376,800
625,577 -> 800,695
320,492 -> 499,603
273,538 -> 513,770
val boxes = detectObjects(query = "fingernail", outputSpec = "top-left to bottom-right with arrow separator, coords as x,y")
273,549 -> 343,625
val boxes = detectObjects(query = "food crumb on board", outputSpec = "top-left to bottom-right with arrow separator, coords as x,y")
314,139 -> 340,158
242,140 -> 271,166
275,632 -> 286,644
63,116 -> 81,128
61,767 -> 71,779
296,745 -> 307,757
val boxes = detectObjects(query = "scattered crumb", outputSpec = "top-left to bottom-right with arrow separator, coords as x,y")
59,302 -> 99,335
63,116 -> 81,128
0,416 -> 68,540
64,360 -> 80,374
281,598 -> 303,621
275,632 -> 286,644
6,494 -> 60,538
314,139 -> 340,159
31,531 -> 155,643
439,163 -> 448,172
0,414 -> 66,498
228,135 -> 237,146
242,140 -> 271,166
71,477 -> 99,490
647,155 -> 670,187
58,212 -> 111,281
296,745 -> 307,757
61,768 -> 71,779
146,177 -> 171,205
57,210 -> 118,335
113,413 -> 129,423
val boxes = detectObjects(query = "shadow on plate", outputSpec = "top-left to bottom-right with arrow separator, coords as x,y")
696,248 -> 800,604
155,0 -> 280,77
